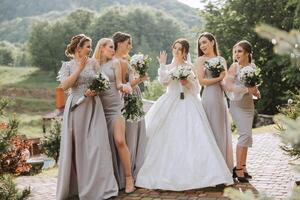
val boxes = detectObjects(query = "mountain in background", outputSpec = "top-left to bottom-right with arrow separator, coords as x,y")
0,0 -> 201,43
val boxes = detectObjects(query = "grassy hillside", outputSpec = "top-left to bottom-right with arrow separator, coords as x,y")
0,0 -> 201,43
0,66 -> 57,138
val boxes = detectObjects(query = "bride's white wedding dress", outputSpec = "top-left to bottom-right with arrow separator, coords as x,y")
135,63 -> 233,191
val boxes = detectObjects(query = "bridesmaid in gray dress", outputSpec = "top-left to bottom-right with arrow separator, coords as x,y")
223,40 -> 261,183
93,38 -> 136,193
112,32 -> 148,181
196,32 -> 233,171
56,34 -> 118,200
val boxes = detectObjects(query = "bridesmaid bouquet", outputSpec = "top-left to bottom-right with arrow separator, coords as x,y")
204,57 -> 225,78
239,65 -> 260,87
170,64 -> 192,99
71,73 -> 110,112
122,93 -> 145,122
130,53 -> 151,76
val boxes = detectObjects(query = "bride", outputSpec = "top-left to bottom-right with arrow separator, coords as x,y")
135,38 -> 233,191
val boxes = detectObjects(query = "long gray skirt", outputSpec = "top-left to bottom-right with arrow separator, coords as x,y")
56,94 -> 118,200
202,84 -> 234,170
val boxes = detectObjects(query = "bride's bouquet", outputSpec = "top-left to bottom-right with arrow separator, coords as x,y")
71,73 -> 110,111
239,65 -> 260,87
170,64 -> 192,99
122,92 -> 145,122
130,53 -> 151,76
204,57 -> 225,78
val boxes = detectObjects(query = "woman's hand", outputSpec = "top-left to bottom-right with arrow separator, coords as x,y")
85,89 -> 97,97
121,83 -> 133,94
248,86 -> 261,99
218,71 -> 226,81
79,56 -> 88,71
157,51 -> 167,65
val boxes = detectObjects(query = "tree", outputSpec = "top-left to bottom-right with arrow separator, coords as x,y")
0,47 -> 13,66
28,10 -> 95,73
28,6 -> 185,78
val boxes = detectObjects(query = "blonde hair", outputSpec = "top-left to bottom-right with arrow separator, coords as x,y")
93,38 -> 113,62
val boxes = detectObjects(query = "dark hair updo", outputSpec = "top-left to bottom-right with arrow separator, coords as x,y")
112,32 -> 131,51
65,34 -> 91,58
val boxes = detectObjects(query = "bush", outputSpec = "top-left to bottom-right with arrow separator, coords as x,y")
0,174 -> 30,200
275,92 -> 300,159
0,135 -> 32,175
277,92 -> 300,120
40,119 -> 61,164
0,97 -> 32,175
0,47 -> 13,66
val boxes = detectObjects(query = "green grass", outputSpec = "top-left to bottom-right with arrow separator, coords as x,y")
1,96 -> 55,138
0,66 -> 57,89
17,114 -> 44,138
6,96 -> 55,114
0,66 -> 58,138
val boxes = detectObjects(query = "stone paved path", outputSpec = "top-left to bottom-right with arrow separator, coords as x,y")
16,133 -> 296,200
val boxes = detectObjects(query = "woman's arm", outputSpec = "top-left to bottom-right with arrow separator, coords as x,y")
113,59 -> 132,93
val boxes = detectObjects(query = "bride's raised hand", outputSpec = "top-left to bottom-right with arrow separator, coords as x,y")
157,51 -> 167,65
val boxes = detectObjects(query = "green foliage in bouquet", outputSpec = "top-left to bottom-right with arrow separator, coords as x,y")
89,73 -> 111,94
130,53 -> 152,77
122,93 -> 145,122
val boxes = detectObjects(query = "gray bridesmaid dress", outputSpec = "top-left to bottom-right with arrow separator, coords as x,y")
123,68 -> 147,181
56,58 -> 118,200
229,64 -> 254,147
99,59 -> 125,189
201,56 -> 234,170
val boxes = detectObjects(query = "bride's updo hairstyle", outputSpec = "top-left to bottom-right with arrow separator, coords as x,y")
65,34 -> 91,58
172,38 -> 189,60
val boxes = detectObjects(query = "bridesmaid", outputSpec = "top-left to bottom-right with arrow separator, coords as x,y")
93,38 -> 136,193
56,34 -> 118,199
195,32 -> 233,170
223,40 -> 260,182
112,32 -> 148,181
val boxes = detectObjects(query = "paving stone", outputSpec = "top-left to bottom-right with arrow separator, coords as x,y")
16,133 -> 296,200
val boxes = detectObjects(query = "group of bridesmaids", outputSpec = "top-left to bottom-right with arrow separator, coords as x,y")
55,31 -> 260,200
